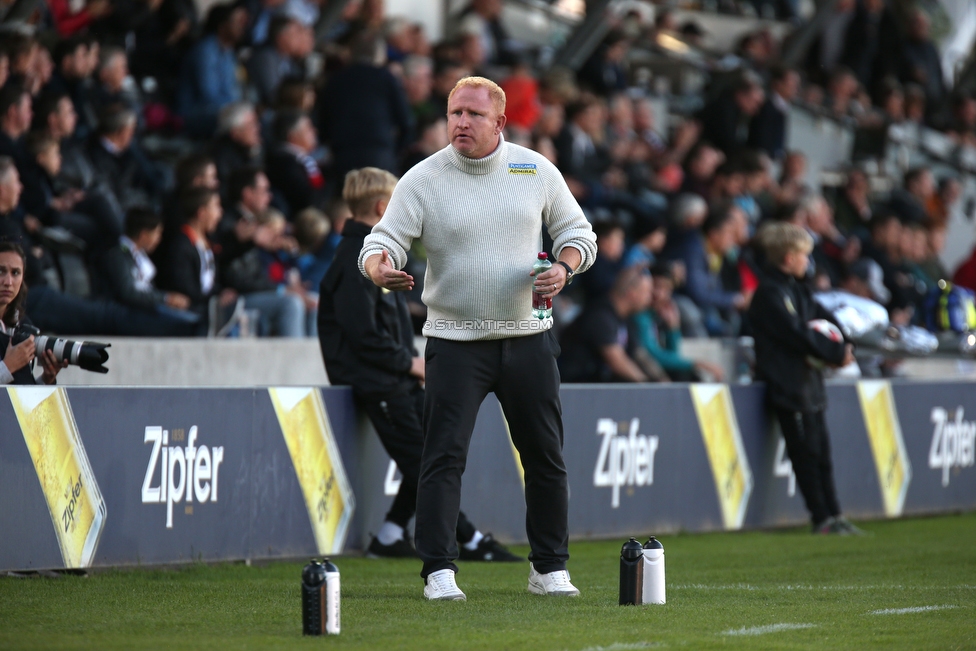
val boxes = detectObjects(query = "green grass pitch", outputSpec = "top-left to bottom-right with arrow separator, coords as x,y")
2,513 -> 974,650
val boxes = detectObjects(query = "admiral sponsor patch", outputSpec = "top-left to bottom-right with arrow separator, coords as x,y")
509,163 -> 537,175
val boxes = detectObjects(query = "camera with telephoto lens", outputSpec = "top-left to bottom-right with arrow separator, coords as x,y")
12,324 -> 111,374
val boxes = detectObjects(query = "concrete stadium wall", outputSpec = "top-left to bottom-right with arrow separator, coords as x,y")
3,380 -> 975,572
53,337 -> 976,387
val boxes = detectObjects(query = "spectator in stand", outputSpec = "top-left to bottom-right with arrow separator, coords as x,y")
947,94 -> 976,147
91,47 -> 141,122
622,212 -> 667,269
862,212 -> 916,322
98,207 -> 200,333
0,83 -> 32,171
823,67 -> 864,121
903,83 -> 927,126
805,0 -> 855,84
213,169 -> 308,337
0,157 -> 27,241
48,0 -> 113,38
385,17 -> 416,64
680,142 -> 723,199
633,264 -> 725,382
775,150 -> 808,205
210,102 -> 263,195
429,58 -> 470,118
401,112 -> 448,171
20,133 -> 98,246
87,104 -> 163,218
0,50 -> 8,89
401,55 -> 436,126
927,176 -> 962,230
919,223 -> 949,283
449,0 -> 518,67
832,167 -> 873,238
45,36 -> 99,140
3,35 -> 42,96
578,31 -> 629,98
677,201 -> 750,337
840,0 -> 897,90
888,167 -> 933,225
697,70 -> 765,157
899,9 -> 946,126
319,30 -> 412,182
559,265 -> 663,383
247,15 -> 310,108
579,220 -> 625,303
129,0 -> 197,104
500,60 -> 541,135
155,187 -> 228,323
266,109 -> 326,214
803,193 -> 858,290
952,243 -> 976,294
241,0 -> 288,46
176,2 -> 247,138
748,66 -> 799,161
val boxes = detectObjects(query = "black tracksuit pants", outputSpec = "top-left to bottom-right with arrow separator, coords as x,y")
355,386 -> 475,543
417,331 -> 568,579
774,407 -> 842,525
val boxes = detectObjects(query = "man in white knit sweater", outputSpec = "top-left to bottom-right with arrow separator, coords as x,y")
360,77 -> 597,601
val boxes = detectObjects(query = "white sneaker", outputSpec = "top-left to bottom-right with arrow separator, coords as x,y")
424,569 -> 466,601
527,563 -> 580,597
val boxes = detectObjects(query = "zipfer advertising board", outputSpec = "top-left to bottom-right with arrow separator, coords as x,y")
1,381 -> 975,572
0,387 -> 356,572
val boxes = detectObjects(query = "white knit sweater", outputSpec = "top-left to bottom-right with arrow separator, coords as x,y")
359,136 -> 597,341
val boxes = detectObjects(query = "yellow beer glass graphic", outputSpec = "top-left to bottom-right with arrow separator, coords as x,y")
8,387 -> 106,568
690,384 -> 753,530
857,380 -> 912,517
269,387 -> 354,555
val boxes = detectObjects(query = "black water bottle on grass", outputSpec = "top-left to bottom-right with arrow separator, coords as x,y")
302,559 -> 340,635
619,538 -> 644,605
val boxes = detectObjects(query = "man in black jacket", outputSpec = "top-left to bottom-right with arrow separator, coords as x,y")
318,167 -> 520,562
748,222 -> 862,535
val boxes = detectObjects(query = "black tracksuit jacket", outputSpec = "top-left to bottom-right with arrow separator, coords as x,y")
748,267 -> 847,412
317,220 -> 417,396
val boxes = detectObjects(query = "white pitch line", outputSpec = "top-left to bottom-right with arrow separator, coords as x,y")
869,605 -> 958,615
673,584 -> 976,592
581,643 -> 661,651
722,623 -> 817,637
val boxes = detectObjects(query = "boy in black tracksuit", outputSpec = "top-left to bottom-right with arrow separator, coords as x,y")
748,222 -> 862,535
317,167 -> 521,561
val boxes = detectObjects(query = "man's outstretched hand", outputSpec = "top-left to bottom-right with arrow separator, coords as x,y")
364,250 -> 415,291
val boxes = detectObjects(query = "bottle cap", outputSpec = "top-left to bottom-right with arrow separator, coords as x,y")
323,558 -> 339,573
538,252 -> 548,259
643,536 -> 664,550
621,537 -> 644,559
302,559 -> 326,585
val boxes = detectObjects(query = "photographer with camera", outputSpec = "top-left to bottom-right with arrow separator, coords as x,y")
0,241 -> 68,385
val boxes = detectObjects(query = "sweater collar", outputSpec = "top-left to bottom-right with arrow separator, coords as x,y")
447,133 -> 506,175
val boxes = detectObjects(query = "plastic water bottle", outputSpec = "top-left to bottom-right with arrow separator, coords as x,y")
302,559 -> 340,635
619,538 -> 644,605
642,537 -> 665,605
532,252 -> 553,319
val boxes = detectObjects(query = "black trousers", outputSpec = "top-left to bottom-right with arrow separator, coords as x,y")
774,407 -> 842,525
355,385 -> 475,543
417,332 -> 568,579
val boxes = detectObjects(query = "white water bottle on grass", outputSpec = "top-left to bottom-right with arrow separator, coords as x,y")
642,536 -> 665,605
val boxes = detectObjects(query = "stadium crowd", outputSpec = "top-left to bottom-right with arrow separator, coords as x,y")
0,0 -> 973,379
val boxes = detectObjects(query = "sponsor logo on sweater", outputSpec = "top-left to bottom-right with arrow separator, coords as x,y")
508,163 -> 537,175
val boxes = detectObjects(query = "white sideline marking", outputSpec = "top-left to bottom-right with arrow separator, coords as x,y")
869,605 -> 958,615
581,643 -> 660,651
674,584 -> 976,592
722,623 -> 816,637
